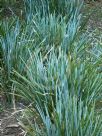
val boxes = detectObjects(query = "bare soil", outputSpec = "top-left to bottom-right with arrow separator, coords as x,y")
0,109 -> 24,136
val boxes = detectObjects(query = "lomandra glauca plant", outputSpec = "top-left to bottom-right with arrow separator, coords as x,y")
0,18 -> 36,102
24,0 -> 82,21
0,19 -> 21,102
8,0 -> 102,135
14,47 -> 102,135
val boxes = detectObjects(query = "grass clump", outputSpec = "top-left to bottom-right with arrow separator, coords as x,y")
0,0 -> 102,135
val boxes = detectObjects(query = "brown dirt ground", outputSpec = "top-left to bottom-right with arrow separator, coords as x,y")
0,109 -> 25,136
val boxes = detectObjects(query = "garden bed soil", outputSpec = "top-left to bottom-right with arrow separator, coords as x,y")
0,109 -> 24,136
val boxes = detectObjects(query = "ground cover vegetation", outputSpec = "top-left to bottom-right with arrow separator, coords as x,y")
0,0 -> 102,135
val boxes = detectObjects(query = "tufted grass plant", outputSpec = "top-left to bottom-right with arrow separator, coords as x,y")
0,0 -> 102,135
24,0 -> 82,20
10,0 -> 102,135
14,46 -> 102,135
0,17 -> 36,102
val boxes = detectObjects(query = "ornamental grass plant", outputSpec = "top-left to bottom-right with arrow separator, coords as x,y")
0,0 -> 102,135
